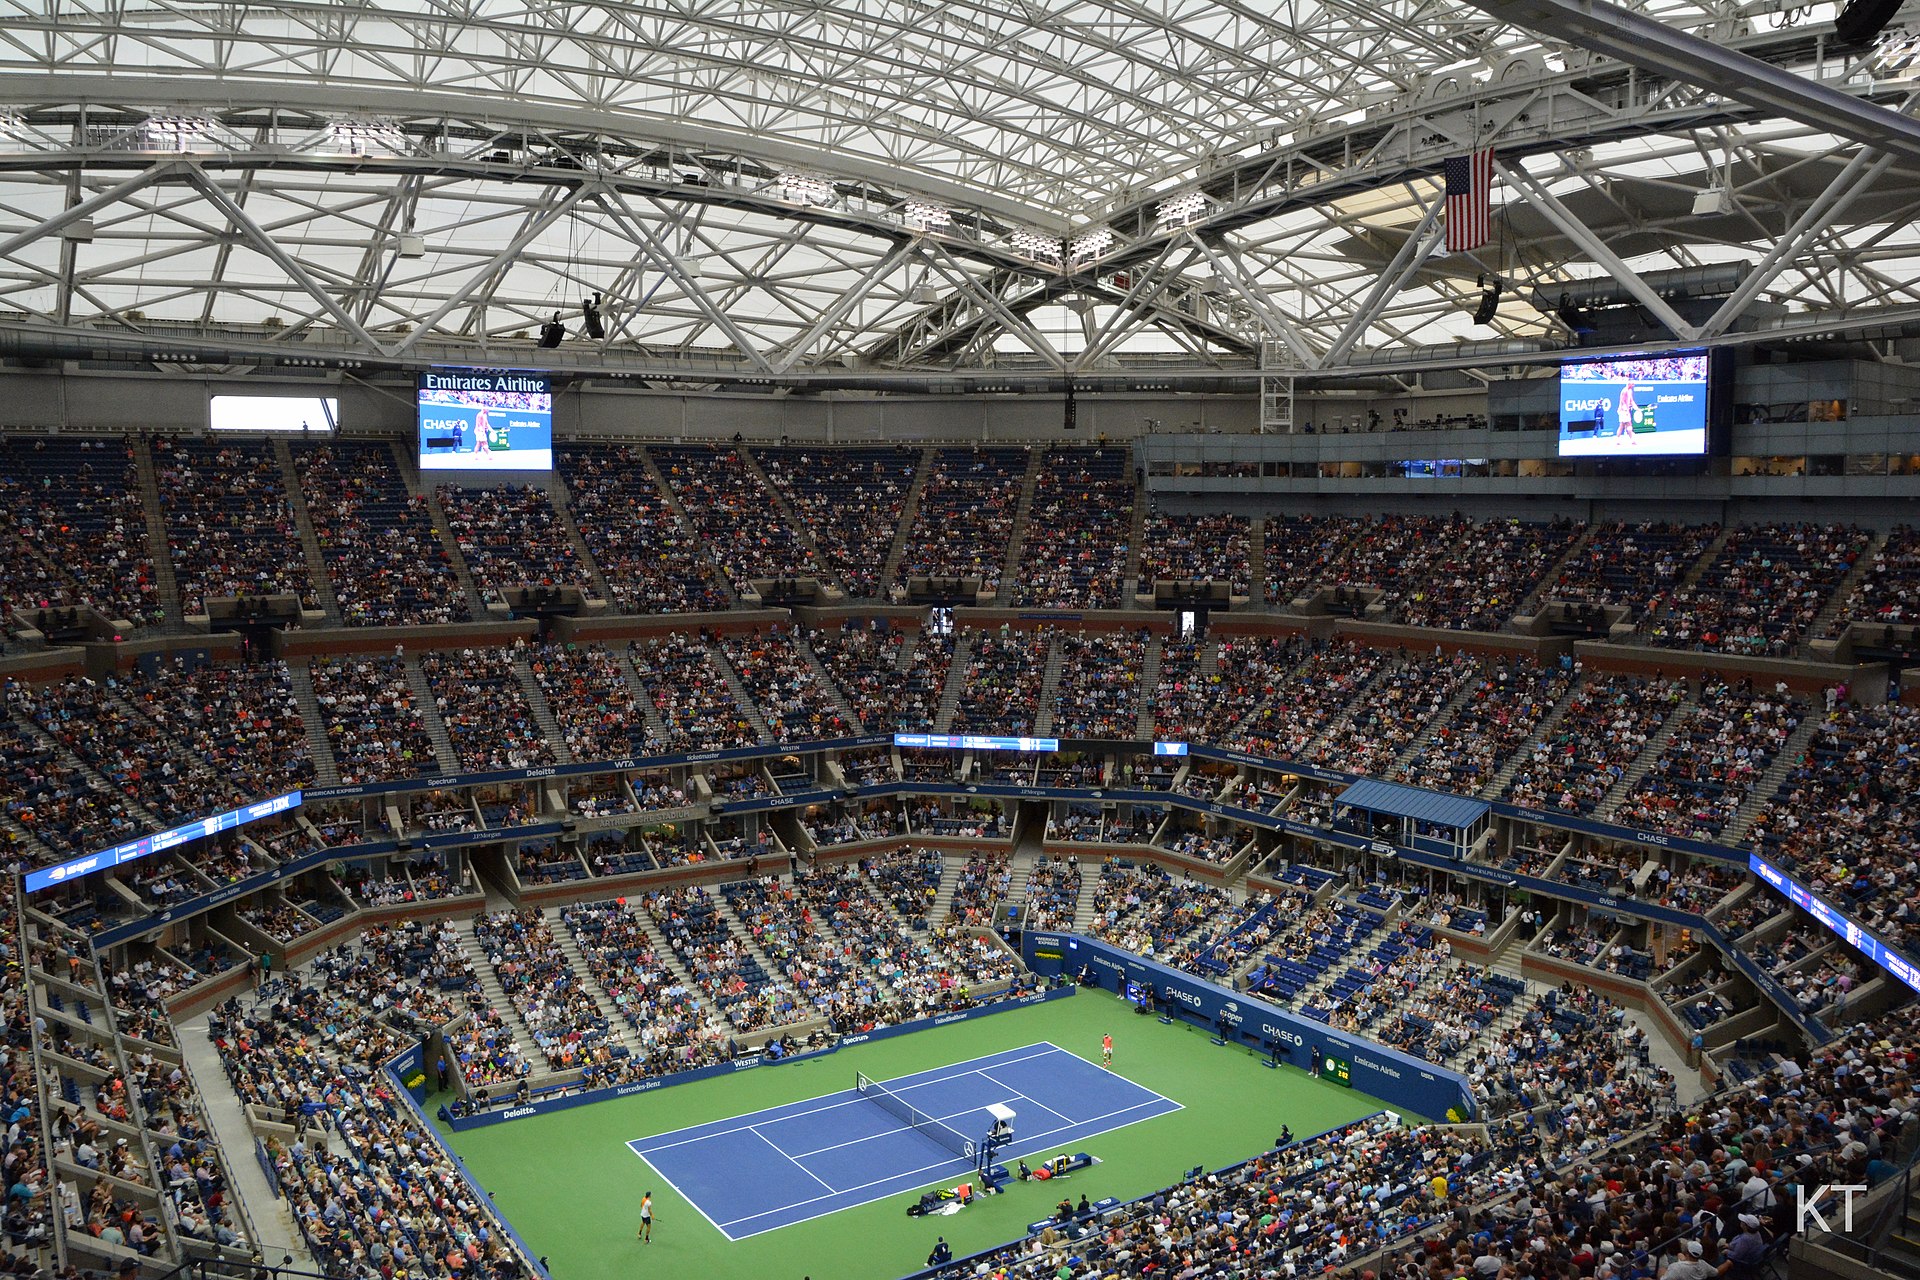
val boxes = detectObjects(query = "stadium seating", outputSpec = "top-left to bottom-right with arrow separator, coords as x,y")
893,447 -> 1028,596
294,441 -> 469,624
650,445 -> 822,593
757,445 -> 919,597
154,438 -> 318,616
557,443 -> 732,614
436,483 -> 586,599
0,436 -> 163,628
1012,446 -> 1135,608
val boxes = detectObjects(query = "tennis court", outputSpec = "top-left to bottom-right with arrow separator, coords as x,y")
627,1041 -> 1180,1239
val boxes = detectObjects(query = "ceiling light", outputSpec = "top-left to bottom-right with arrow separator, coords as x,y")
779,173 -> 833,205
1069,229 -> 1115,261
329,119 -> 407,156
142,115 -> 216,151
1154,191 -> 1210,227
1010,229 -> 1062,262
903,200 -> 951,230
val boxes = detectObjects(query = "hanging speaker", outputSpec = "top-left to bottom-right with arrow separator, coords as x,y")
1472,278 -> 1503,325
1834,0 -> 1902,45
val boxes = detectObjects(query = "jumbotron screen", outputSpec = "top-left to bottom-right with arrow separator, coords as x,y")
1556,351 -> 1710,457
417,368 -> 553,471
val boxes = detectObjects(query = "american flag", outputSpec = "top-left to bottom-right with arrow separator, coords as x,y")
1444,149 -> 1494,253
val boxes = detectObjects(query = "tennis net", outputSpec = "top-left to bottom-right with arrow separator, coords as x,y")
855,1071 -> 974,1160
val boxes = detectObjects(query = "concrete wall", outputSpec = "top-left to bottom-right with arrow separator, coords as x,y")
0,367 -> 1255,443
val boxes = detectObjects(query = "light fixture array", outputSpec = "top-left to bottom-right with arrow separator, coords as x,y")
780,173 -> 833,204
1154,191 -> 1209,227
903,200 -> 951,229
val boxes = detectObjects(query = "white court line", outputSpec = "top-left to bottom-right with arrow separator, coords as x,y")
976,1069 -> 1071,1125
622,1142 -> 730,1238
716,1094 -> 1182,1236
631,1043 -> 1071,1154
750,1125 -> 836,1193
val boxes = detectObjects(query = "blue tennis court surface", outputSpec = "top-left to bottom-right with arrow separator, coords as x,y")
627,1041 -> 1181,1239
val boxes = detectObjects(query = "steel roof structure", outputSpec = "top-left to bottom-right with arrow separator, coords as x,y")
1,0 -> 1919,386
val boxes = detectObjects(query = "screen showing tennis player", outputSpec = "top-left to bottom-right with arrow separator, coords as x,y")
1556,351 -> 1710,458
418,368 -> 553,471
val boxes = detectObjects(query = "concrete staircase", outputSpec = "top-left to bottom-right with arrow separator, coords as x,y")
1515,522 -> 1599,616
639,447 -> 737,604
1595,695 -> 1699,817
1807,525 -> 1891,641
1633,525 -> 1736,637
740,449 -> 839,593
1483,673 -> 1588,798
614,648 -> 675,746
994,448 -> 1045,604
932,631 -> 975,733
463,924 -> 548,1067
546,480 -> 616,603
1250,517 -> 1269,608
510,650 -> 575,765
879,447 -> 937,591
1134,634 -> 1164,740
15,711 -> 165,827
1721,711 -> 1824,845
1387,667 -> 1488,775
791,629 -> 865,731
394,447 -> 491,619
705,640 -> 775,740
1033,631 -> 1069,737
128,436 -> 183,626
546,905 -> 642,1055
272,437 -> 343,623
284,662 -> 341,787
402,657 -> 462,773
1122,479 -> 1149,599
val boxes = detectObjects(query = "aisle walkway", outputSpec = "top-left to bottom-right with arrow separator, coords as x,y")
178,1009 -> 318,1271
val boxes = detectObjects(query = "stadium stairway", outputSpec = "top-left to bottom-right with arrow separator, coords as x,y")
739,448 -> 840,594
1385,665 -> 1490,777
1300,657 -> 1405,761
396,448 -> 491,619
463,922 -> 552,1067
1719,711 -> 1824,846
994,448 -> 1045,604
1807,524 -> 1892,641
547,904 -> 645,1056
793,629 -> 865,731
1033,632 -> 1069,737
1121,478 -> 1148,600
931,631 -> 975,733
401,656 -> 463,773
928,856 -> 964,925
705,640 -> 775,741
509,650 -> 575,765
274,437 -> 344,624
128,435 -> 184,628
879,446 -> 937,589
1133,634 -> 1164,740
1482,672 -> 1587,798
1249,518 -> 1269,608
545,478 -> 617,603
613,647 -> 676,745
176,1010 -> 319,1271
14,710 -> 166,829
1512,522 -> 1599,618
1595,693 -> 1700,817
284,662 -> 342,787
636,446 -> 738,605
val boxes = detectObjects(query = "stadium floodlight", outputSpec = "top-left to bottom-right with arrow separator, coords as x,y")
142,115 -> 217,151
1154,191 -> 1210,227
1009,229 -> 1062,262
329,119 -> 408,156
903,199 -> 952,230
1873,27 -> 1920,77
1069,228 -> 1116,262
779,172 -> 834,205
